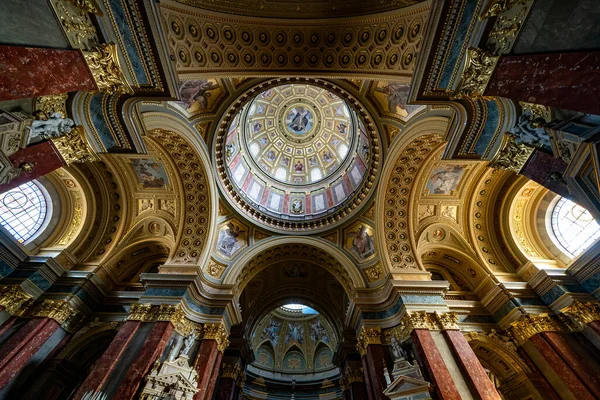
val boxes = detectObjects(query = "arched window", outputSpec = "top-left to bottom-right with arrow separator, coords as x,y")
550,197 -> 600,258
0,182 -> 48,243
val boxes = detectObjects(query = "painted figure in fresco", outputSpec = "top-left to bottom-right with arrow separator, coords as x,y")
266,150 -> 276,162
261,318 -> 281,345
28,112 -> 75,143
510,109 -> 551,151
288,107 -> 311,133
132,159 -> 167,188
310,319 -> 329,343
294,161 -> 304,172
225,142 -> 235,161
260,89 -> 273,99
322,150 -> 333,163
337,122 -> 348,135
217,222 -> 242,257
309,156 -> 318,167
286,323 -> 304,344
281,156 -> 290,166
351,225 -> 375,259
291,198 -> 303,214
178,79 -> 218,111
252,121 -> 263,134
375,82 -> 411,114
259,137 -> 268,147
427,165 -> 464,195
284,264 -> 308,278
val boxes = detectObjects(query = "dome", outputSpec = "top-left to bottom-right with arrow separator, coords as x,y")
215,80 -> 379,233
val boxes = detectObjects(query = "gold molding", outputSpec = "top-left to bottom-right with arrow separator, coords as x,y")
202,323 -> 230,353
509,314 -> 561,346
435,312 -> 459,330
33,299 -> 84,332
480,0 -> 527,19
452,48 -> 499,99
82,43 -> 134,95
0,285 -> 33,315
50,126 -> 100,165
490,134 -> 535,173
128,303 -> 178,322
560,301 -> 600,332
356,327 -> 382,357
66,0 -> 103,15
34,94 -> 69,119
344,367 -> 365,384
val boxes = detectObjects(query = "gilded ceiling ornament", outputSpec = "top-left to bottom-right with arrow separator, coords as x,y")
128,303 -> 178,322
320,232 -> 338,244
356,326 -> 382,356
82,43 -> 134,95
480,0 -> 527,19
490,134 -> 535,174
519,102 -> 551,123
34,94 -> 69,119
128,303 -> 154,321
452,48 -> 499,99
55,0 -> 99,49
0,285 -> 33,315
56,192 -> 83,246
509,314 -> 561,346
364,264 -> 384,283
253,229 -> 271,242
385,125 -> 400,143
560,301 -> 600,332
434,312 -> 459,330
51,126 -> 100,165
194,121 -> 211,142
362,202 -> 375,220
205,259 -> 227,279
66,0 -> 103,15
202,323 -> 230,353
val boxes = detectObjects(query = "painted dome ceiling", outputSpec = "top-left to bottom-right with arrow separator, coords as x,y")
216,81 -> 379,233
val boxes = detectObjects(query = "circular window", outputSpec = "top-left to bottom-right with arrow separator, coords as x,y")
0,182 -> 48,243
214,79 -> 380,233
550,197 -> 600,258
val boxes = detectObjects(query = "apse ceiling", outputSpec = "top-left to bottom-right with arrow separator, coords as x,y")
214,79 -> 381,234
175,0 -> 424,19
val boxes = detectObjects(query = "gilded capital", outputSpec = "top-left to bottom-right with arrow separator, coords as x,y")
480,0 -> 527,19
509,314 -> 561,346
82,43 -> 134,95
0,285 -> 33,315
34,94 -> 68,119
33,299 -> 84,331
452,47 -> 499,99
66,0 -> 103,15
170,306 -> 201,336
560,301 -> 600,332
356,326 -> 382,357
345,367 -> 364,384
221,363 -> 241,380
50,126 -> 99,165
435,312 -> 459,330
490,134 -> 535,173
202,323 -> 230,353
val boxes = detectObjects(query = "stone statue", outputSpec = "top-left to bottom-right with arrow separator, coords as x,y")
28,112 -> 75,143
509,109 -> 551,150
180,332 -> 197,357
390,335 -> 406,360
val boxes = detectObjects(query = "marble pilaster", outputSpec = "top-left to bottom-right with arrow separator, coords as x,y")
357,327 -> 388,400
193,323 -> 229,400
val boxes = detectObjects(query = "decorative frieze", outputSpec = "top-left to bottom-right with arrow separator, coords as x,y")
480,0 -> 527,18
50,126 -> 99,164
509,314 -> 561,346
34,94 -> 69,119
356,326 -> 382,357
452,48 -> 499,99
82,43 -> 134,95
560,301 -> 600,332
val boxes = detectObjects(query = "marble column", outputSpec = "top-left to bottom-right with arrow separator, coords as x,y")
216,362 -> 242,400
411,328 -> 462,400
439,314 -> 502,400
357,327 -> 388,400
484,51 -> 600,115
193,323 -> 229,400
0,317 -> 62,390
0,46 -> 96,101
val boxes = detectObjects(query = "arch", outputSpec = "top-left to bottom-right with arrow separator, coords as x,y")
142,111 -> 219,268
282,347 -> 306,372
314,343 -> 334,370
223,236 -> 366,294
376,113 -> 450,275
255,343 -> 276,369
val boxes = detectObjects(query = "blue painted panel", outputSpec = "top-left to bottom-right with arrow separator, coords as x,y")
89,93 -> 117,150
492,300 -> 516,321
474,99 -> 500,156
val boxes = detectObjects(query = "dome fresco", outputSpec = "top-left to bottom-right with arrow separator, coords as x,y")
220,82 -> 374,230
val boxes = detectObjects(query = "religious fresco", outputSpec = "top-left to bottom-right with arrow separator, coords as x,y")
255,347 -> 274,368
285,322 -> 304,344
309,319 -> 329,343
173,79 -> 223,116
425,165 -> 465,195
314,348 -> 333,369
260,318 -> 282,345
344,223 -> 376,262
215,219 -> 247,258
371,81 -> 422,120
282,351 -> 306,371
131,158 -> 169,189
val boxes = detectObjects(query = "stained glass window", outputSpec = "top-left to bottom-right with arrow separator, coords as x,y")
0,182 -> 47,243
551,197 -> 600,258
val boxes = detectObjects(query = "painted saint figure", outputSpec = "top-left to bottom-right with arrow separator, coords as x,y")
217,222 -> 243,257
351,225 -> 375,259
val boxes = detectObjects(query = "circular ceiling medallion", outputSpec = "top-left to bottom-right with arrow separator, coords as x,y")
214,78 -> 381,234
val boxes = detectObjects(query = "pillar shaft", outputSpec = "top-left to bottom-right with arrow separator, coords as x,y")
349,381 -> 369,400
443,329 -> 502,400
364,344 -> 388,400
193,339 -> 222,400
411,329 -> 462,400
485,51 -> 600,115
0,46 -> 96,101
361,356 -> 375,400
216,377 -> 236,400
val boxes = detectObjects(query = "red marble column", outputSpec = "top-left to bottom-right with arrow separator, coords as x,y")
364,344 -> 389,400
113,321 -> 174,399
216,376 -> 236,400
443,330 -> 502,400
541,332 -> 600,398
349,381 -> 369,400
194,339 -> 222,400
0,141 -> 66,194
590,320 -> 600,336
411,329 -> 461,400
0,46 -> 96,101
484,51 -> 600,115
528,334 -> 595,400
0,317 -> 61,390
71,321 -> 141,399
361,356 -> 375,400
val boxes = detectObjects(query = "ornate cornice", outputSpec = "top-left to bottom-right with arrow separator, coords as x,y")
50,126 -> 100,165
82,43 -> 134,95
560,301 -> 600,332
452,48 -> 499,99
509,314 -> 561,346
202,323 -> 230,353
0,285 -> 33,316
356,327 -> 382,357
128,303 -> 178,322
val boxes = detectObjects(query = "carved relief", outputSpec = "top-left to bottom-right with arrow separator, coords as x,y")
82,43 -> 134,95
452,48 -> 499,99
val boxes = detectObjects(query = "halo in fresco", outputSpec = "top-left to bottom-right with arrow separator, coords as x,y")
285,106 -> 314,135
